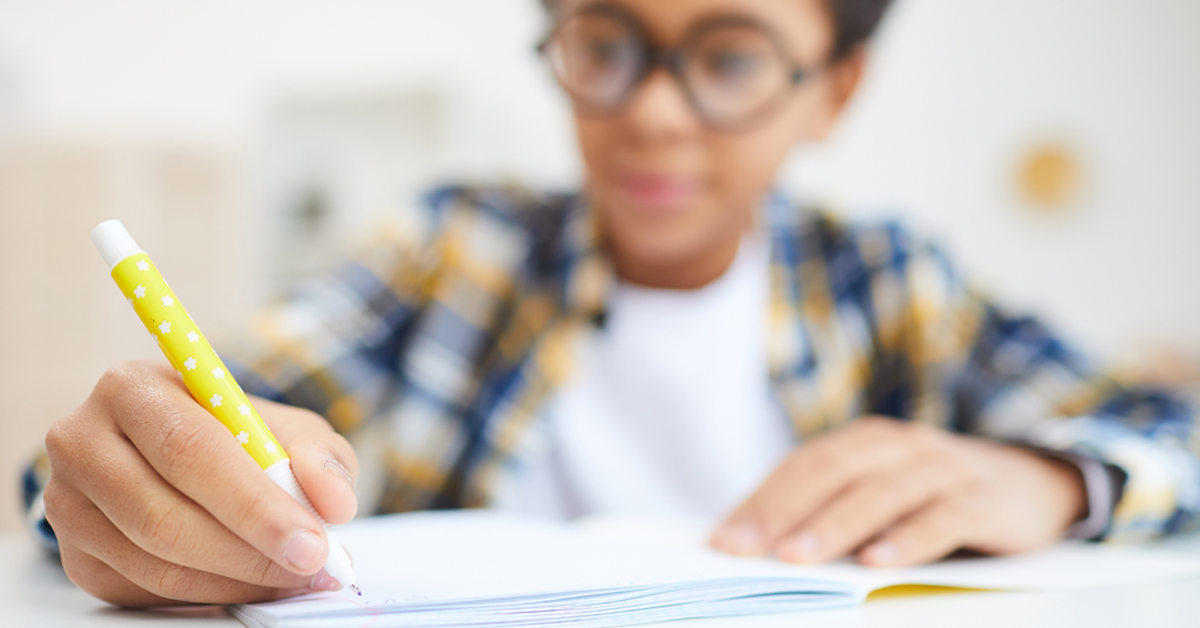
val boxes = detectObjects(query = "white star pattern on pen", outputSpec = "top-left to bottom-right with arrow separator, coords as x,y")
210,393 -> 222,407
136,260 -> 150,271
134,285 -> 146,299
158,321 -> 171,335
184,357 -> 196,370
176,370 -> 183,379
264,442 -> 278,454
212,367 -> 225,379
161,295 -> 174,307
238,404 -> 251,416
187,331 -> 199,343
127,297 -> 134,306
236,431 -> 249,445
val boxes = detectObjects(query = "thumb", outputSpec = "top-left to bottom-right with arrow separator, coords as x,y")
256,397 -> 360,526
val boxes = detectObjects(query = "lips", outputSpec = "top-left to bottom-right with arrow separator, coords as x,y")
613,172 -> 702,216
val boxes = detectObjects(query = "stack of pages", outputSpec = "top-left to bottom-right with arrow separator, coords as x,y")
232,510 -> 1200,628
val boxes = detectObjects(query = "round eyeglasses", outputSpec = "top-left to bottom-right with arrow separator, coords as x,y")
537,3 -> 823,131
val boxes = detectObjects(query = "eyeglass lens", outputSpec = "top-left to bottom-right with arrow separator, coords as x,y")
543,10 -> 796,128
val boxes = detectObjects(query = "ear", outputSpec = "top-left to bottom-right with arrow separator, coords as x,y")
801,46 -> 870,142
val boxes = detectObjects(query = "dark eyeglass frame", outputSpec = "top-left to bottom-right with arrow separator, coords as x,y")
536,2 -> 824,131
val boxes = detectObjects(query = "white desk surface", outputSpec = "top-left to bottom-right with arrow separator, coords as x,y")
6,532 -> 1200,628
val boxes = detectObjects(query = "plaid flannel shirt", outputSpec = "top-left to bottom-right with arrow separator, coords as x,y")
24,184 -> 1200,547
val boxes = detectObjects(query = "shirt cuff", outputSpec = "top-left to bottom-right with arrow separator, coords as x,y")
1030,447 -> 1127,541
25,489 -> 59,554
21,460 -> 59,554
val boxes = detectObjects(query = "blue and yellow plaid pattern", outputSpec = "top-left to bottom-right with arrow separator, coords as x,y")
215,185 -> 1200,542
25,185 -> 1200,547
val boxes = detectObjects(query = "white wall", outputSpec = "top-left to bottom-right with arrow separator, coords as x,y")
783,0 -> 1200,360
0,0 -> 577,179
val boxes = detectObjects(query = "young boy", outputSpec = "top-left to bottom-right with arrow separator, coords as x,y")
30,0 -> 1199,607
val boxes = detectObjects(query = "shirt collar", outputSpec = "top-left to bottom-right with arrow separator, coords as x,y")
560,193 -> 614,324
559,190 -> 802,328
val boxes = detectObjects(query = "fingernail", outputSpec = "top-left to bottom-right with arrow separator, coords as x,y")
285,530 -> 325,572
713,523 -> 763,555
309,568 -> 342,592
782,532 -> 820,562
324,457 -> 356,489
863,542 -> 897,565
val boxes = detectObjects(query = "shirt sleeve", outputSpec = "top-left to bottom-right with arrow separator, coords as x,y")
1023,447 -> 1127,540
220,203 -> 445,435
20,451 -> 58,552
866,222 -> 1200,542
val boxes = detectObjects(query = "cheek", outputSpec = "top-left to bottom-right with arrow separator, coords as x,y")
788,80 -> 839,143
708,118 -> 803,207
574,117 -> 616,178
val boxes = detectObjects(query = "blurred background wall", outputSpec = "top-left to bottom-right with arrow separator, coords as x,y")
0,0 -> 1197,532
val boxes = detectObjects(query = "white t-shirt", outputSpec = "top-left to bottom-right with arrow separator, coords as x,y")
494,234 -> 796,521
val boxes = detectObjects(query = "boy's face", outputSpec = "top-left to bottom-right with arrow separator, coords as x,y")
555,0 -> 863,283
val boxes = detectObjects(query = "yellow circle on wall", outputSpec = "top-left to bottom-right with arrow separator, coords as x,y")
1017,143 -> 1081,211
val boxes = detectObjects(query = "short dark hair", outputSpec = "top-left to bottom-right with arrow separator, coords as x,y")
827,0 -> 893,60
539,0 -> 894,61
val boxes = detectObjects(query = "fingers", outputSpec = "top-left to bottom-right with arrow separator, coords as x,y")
50,483 -> 316,605
775,457 -> 966,563
286,431 -> 359,526
858,499 -> 976,567
47,428 -> 313,590
93,363 -> 330,577
46,360 -> 362,606
59,546 -> 175,608
712,418 -> 918,556
257,397 -> 359,525
65,529 -> 313,606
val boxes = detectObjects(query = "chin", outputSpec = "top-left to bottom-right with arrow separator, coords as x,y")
592,183 -> 737,269
606,215 -> 715,267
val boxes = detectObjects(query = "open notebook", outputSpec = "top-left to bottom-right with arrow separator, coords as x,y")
232,510 -> 1200,628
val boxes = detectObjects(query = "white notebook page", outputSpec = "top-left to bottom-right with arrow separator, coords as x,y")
236,510 -> 1200,625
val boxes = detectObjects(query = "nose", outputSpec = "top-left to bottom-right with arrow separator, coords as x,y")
620,66 -> 704,143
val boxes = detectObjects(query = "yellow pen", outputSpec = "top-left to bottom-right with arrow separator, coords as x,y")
90,219 -> 360,596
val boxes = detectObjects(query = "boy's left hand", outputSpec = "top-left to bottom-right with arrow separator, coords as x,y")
710,417 -> 1088,567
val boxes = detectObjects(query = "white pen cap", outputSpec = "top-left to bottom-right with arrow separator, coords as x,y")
92,220 -> 145,270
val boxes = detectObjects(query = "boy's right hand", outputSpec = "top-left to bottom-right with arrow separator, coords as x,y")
43,361 -> 360,607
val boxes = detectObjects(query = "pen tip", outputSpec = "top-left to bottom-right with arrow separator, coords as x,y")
350,582 -> 362,596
